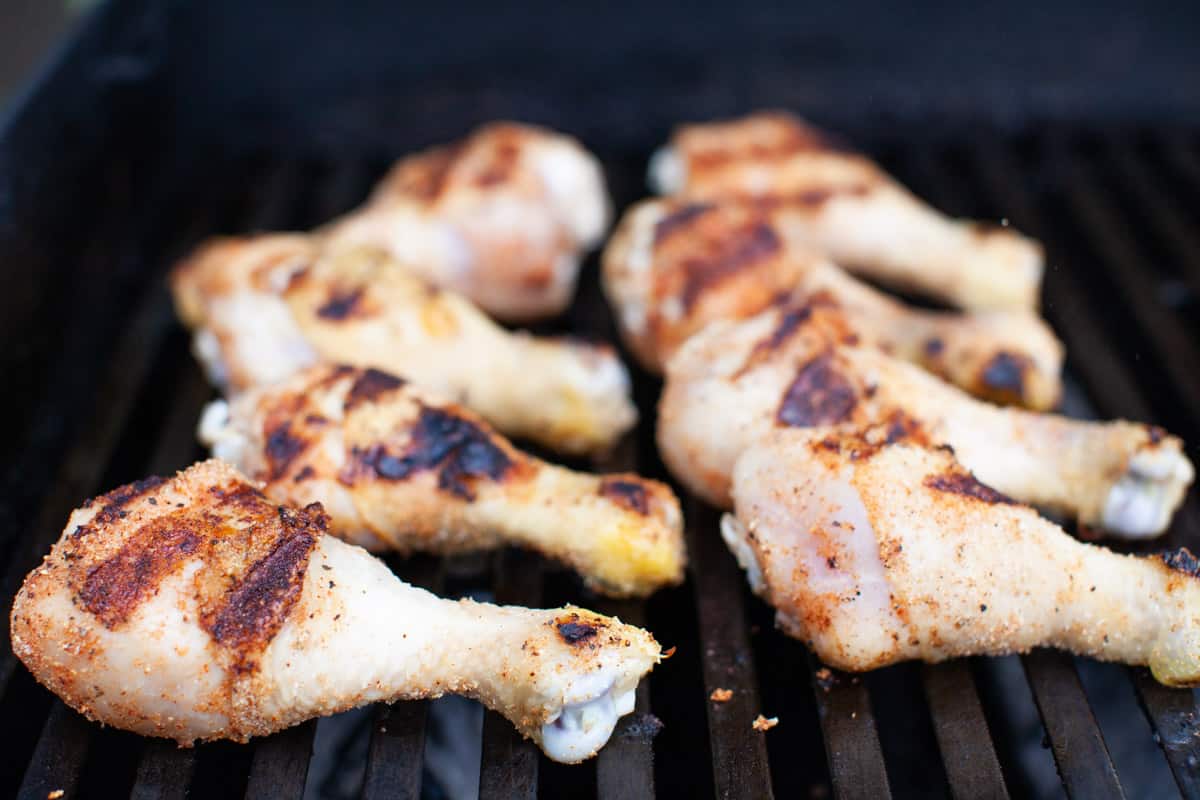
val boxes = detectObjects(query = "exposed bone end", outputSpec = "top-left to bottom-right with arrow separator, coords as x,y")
647,146 -> 686,195
1102,443 -> 1195,538
540,677 -> 638,763
720,512 -> 765,596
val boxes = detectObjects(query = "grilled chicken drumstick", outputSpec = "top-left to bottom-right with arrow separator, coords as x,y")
322,121 -> 610,321
10,460 -> 663,762
648,111 -> 1043,312
723,423 -> 1200,686
199,365 -> 685,597
171,235 -> 635,455
659,302 -> 1193,538
603,197 -> 1062,409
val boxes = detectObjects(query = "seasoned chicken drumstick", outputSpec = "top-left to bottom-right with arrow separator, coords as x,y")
603,197 -> 1062,409
199,365 -> 684,597
648,111 -> 1042,312
10,460 -> 663,762
723,423 -> 1200,686
171,235 -> 635,455
659,303 -> 1193,538
322,121 -> 610,321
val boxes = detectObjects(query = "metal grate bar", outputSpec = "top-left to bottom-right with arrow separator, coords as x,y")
362,702 -> 428,800
129,739 -> 197,800
1100,133 -> 1200,298
921,662 -> 1009,800
242,723 -> 317,799
478,550 -> 543,800
1053,142 -> 1200,417
912,143 -> 1127,797
360,556 -> 445,800
810,660 -> 891,800
15,701 -> 93,800
1023,651 -> 1125,798
687,501 -> 774,800
1131,670 -> 1200,798
967,137 -> 1200,798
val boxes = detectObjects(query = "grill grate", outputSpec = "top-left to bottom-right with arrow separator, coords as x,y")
3,126 -> 1200,800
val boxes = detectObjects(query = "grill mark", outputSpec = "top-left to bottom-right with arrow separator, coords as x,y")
475,137 -> 521,187
293,465 -> 316,483
392,142 -> 464,203
653,202 -> 715,244
924,472 -> 1015,505
1160,548 -> 1200,578
202,504 -> 323,670
735,294 -> 841,378
316,288 -> 365,320
599,478 -> 651,515
345,368 -> 407,411
777,353 -> 858,428
265,421 -> 308,481
351,405 -> 516,501
72,476 -> 167,538
76,513 -> 202,628
980,352 -> 1030,402
678,222 -> 781,311
555,613 -> 604,646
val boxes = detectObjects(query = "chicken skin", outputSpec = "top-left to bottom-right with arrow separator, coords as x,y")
602,197 -> 1062,409
659,302 -> 1193,538
723,423 -> 1200,686
321,122 -> 610,321
199,365 -> 684,597
171,235 -> 635,455
9,460 -> 663,763
648,111 -> 1043,313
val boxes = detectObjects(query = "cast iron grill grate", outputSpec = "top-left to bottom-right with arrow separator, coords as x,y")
3,126 -> 1200,800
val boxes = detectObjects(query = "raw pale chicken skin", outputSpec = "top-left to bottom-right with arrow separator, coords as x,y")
602,196 -> 1062,409
724,424 -> 1200,686
648,111 -> 1043,312
322,122 -> 610,321
9,461 -> 663,762
659,303 -> 1193,538
199,365 -> 684,597
171,236 -> 635,455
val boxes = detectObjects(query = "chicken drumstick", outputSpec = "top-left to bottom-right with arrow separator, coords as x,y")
10,460 -> 663,762
723,422 -> 1200,686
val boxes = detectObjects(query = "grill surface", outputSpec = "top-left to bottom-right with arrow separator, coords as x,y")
3,124 -> 1200,800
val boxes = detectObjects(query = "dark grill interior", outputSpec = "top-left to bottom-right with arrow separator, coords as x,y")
2,127 -> 1200,800
4,3 -> 1200,798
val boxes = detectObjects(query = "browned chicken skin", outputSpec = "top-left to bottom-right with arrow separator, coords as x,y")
10,461 -> 663,761
659,301 -> 1193,538
602,197 -> 1063,409
200,365 -> 684,597
322,122 -> 610,321
171,236 -> 636,455
724,424 -> 1200,686
648,111 -> 1043,312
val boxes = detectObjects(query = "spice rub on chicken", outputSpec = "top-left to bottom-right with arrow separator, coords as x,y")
602,197 -> 1062,409
170,236 -> 636,456
723,425 -> 1200,686
10,461 -> 664,762
321,122 -> 610,322
658,302 -> 1193,538
199,365 -> 684,597
648,111 -> 1043,313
